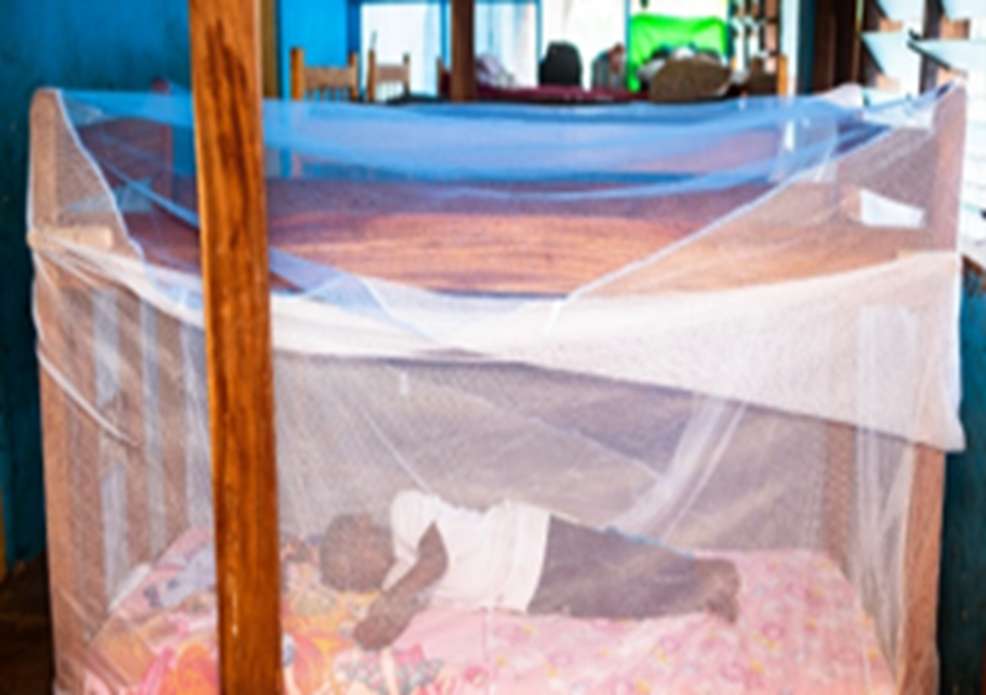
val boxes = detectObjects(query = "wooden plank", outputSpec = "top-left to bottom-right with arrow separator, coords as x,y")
348,51 -> 360,102
897,446 -> 946,694
30,89 -> 86,694
811,0 -> 858,92
188,0 -> 282,692
450,0 -> 476,102
776,54 -> 789,96
856,0 -> 882,86
37,289 -> 86,692
157,309 -> 189,548
290,47 -> 305,101
823,422 -> 854,572
261,0 -> 279,98
117,292 -> 151,568
930,83 -> 967,250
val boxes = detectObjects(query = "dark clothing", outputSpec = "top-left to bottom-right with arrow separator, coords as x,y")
539,43 -> 583,87
528,516 -> 702,620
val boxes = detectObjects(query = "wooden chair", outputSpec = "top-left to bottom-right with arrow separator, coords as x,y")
290,47 -> 359,102
366,49 -> 411,103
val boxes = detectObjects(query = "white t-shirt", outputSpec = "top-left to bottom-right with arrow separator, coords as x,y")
384,490 -> 551,612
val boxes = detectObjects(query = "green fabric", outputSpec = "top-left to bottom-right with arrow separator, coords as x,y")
627,14 -> 729,91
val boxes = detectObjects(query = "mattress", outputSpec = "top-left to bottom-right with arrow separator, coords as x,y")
82,529 -> 895,695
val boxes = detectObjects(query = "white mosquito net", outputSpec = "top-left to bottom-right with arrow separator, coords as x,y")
28,83 -> 966,694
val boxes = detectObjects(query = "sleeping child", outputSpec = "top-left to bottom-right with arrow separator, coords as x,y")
320,490 -> 741,651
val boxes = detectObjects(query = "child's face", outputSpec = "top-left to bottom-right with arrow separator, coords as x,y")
322,514 -> 394,592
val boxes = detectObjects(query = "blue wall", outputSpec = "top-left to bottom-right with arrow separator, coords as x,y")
940,265 -> 986,694
279,0 -> 351,97
0,0 -> 191,568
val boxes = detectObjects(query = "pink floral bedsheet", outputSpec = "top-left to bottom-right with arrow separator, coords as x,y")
83,530 -> 895,695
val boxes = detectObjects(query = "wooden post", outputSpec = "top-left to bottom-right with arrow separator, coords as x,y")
403,53 -> 412,99
776,54 -> 789,96
118,293 -> 151,568
188,1 -> 282,693
897,446 -> 946,694
823,422 -> 854,571
348,51 -> 360,102
450,0 -> 476,102
290,47 -> 306,101
157,310 -> 189,548
367,48 -> 377,103
929,83 -> 967,250
856,0 -> 882,86
261,0 -> 279,98
811,0 -> 857,92
36,272 -> 86,694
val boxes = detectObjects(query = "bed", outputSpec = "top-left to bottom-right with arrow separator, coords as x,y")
81,528 -> 896,695
29,79 -> 967,695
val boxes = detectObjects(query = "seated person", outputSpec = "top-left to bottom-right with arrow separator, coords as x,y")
320,490 -> 741,650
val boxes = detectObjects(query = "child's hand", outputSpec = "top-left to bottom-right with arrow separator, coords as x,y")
353,592 -> 419,651
697,559 -> 741,623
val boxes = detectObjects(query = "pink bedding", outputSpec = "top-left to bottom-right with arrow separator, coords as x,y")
83,530 -> 895,695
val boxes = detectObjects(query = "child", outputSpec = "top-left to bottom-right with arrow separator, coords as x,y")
320,490 -> 740,651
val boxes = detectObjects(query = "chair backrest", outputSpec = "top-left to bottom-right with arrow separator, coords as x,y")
366,50 -> 411,103
290,48 -> 360,102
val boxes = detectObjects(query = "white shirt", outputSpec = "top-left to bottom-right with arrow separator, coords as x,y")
384,490 -> 551,612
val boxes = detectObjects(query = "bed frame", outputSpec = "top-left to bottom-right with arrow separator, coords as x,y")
29,3 -> 963,693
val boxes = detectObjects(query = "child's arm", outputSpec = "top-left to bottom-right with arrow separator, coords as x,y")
354,523 -> 448,650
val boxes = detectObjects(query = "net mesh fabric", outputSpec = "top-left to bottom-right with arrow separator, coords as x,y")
28,84 -> 965,694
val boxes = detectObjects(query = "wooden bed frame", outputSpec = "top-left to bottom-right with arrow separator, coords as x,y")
28,3 -> 963,694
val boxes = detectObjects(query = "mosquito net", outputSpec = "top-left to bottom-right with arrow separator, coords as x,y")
28,83 -> 966,694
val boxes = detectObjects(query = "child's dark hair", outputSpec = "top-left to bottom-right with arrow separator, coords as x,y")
319,513 -> 392,592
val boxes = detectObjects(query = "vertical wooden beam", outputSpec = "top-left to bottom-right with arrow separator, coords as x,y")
348,51 -> 360,102
823,422 -> 854,571
811,0 -> 858,92
290,47 -> 306,101
921,0 -> 946,92
37,279 -> 85,694
856,0 -> 882,86
65,289 -> 107,641
810,0 -> 837,91
897,446 -> 945,695
30,91 -> 85,694
403,53 -> 412,99
118,293 -> 151,569
367,49 -> 377,103
157,310 -> 189,549
929,83 -> 967,250
776,54 -> 790,96
261,0 -> 279,98
188,1 -> 282,693
450,0 -> 476,102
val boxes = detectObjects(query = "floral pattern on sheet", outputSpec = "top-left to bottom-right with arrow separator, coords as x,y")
388,555 -> 894,695
83,532 -> 895,695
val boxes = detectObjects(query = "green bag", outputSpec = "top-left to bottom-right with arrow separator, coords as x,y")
627,14 -> 729,91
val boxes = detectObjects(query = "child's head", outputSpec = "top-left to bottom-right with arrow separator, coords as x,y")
320,513 -> 394,592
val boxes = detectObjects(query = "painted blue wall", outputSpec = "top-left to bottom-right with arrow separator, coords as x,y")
940,266 -> 986,694
279,0 -> 351,97
0,0 -> 191,568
